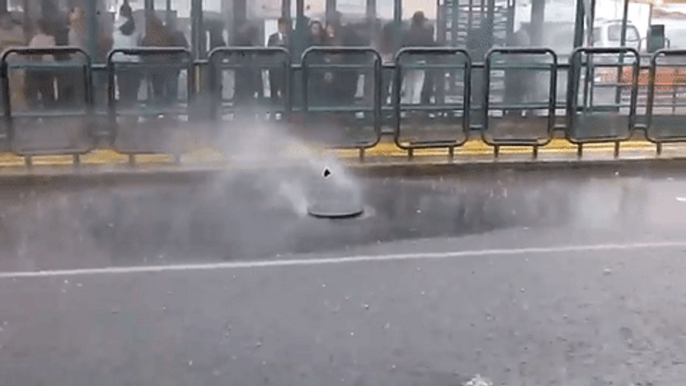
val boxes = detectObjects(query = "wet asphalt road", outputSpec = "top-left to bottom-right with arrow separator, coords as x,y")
2,165 -> 686,385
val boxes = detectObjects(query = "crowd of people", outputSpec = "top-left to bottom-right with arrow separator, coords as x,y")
0,5 -> 189,111
0,6 -> 512,112
223,11 -> 442,108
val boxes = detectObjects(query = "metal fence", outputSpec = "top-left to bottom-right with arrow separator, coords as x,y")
1,46 -> 685,162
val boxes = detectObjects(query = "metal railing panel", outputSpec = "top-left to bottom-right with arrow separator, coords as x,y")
393,47 -> 471,152
483,48 -> 557,149
1,47 -> 95,157
107,48 -> 194,155
301,47 -> 382,150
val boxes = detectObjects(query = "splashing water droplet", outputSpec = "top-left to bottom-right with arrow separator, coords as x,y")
464,374 -> 493,386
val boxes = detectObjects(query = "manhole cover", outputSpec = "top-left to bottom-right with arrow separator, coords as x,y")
307,202 -> 364,219
307,167 -> 364,219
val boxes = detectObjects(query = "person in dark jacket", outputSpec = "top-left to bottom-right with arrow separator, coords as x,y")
233,24 -> 263,105
268,17 -> 291,104
166,18 -> 189,105
141,12 -> 174,104
402,12 -> 435,105
306,20 -> 324,47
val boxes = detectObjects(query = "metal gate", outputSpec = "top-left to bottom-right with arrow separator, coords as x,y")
107,47 -> 194,158
566,47 -> 639,155
302,47 -> 382,155
483,48 -> 557,156
1,47 -> 94,160
393,48 -> 471,156
646,49 -> 686,151
208,47 -> 292,122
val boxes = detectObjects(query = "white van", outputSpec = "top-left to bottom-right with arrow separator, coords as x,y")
592,20 -> 641,50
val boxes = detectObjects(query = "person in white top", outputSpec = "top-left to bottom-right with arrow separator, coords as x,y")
111,4 -> 141,108
26,19 -> 57,108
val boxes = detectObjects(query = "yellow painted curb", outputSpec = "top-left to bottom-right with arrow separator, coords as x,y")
0,139 -> 666,168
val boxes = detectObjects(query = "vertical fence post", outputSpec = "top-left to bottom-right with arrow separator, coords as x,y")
191,0 -> 205,59
573,0 -> 584,48
86,0 -> 99,62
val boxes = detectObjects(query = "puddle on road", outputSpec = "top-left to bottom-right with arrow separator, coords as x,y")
0,168 -> 659,271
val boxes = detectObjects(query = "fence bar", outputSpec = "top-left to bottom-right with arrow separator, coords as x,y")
393,47 -> 471,151
1,47 -> 94,156
566,46 -> 640,144
483,47 -> 557,148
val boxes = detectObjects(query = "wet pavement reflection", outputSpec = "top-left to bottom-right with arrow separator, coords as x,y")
0,165 -> 679,272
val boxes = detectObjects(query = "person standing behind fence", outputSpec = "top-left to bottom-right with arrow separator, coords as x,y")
268,18 -> 291,105
0,12 -> 23,51
165,18 -> 189,105
321,23 -> 343,106
306,21 -> 324,47
402,12 -> 434,105
68,7 -> 113,105
336,20 -> 366,105
141,12 -> 174,105
233,23 -> 263,106
25,18 -> 56,109
0,12 -> 28,111
112,4 -> 141,108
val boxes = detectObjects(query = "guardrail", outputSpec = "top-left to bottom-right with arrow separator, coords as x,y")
1,47 -> 94,163
0,45 -> 685,162
484,47 -> 558,157
393,47 -> 471,158
106,47 -> 194,161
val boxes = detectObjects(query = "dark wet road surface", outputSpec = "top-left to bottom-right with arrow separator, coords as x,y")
0,165 -> 679,272
2,165 -> 686,385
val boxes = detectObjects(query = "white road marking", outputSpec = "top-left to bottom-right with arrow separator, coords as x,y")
1,241 -> 685,279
